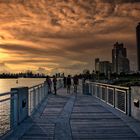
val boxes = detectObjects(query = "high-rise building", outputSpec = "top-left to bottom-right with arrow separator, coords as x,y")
112,42 -> 130,74
95,58 -> 100,72
99,61 -> 112,76
95,58 -> 112,76
136,23 -> 140,71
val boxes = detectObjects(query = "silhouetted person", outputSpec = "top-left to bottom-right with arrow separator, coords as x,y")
67,75 -> 71,94
73,75 -> 79,93
45,76 -> 52,94
53,75 -> 57,95
82,77 -> 86,94
63,76 -> 67,88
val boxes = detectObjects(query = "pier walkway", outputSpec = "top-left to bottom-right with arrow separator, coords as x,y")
6,87 -> 140,140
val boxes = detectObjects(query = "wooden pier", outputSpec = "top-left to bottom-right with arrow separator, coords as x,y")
5,87 -> 140,140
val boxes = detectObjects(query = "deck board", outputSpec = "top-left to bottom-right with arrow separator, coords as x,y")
6,87 -> 140,140
71,95 -> 140,140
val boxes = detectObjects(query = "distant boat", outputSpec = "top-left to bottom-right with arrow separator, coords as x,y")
16,79 -> 18,84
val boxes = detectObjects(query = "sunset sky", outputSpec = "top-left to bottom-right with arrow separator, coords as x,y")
0,0 -> 140,74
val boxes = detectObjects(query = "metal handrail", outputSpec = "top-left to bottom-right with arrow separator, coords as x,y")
0,91 -> 17,97
87,81 -> 129,90
85,80 -> 131,115
29,83 -> 44,89
0,98 -> 11,102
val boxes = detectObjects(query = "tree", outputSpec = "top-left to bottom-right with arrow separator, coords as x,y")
83,69 -> 90,75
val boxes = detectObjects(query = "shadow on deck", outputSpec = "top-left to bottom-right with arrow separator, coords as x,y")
4,87 -> 140,140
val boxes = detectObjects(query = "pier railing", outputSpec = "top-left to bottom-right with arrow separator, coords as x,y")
0,79 -> 63,138
85,81 -> 131,115
28,83 -> 48,116
0,92 -> 13,137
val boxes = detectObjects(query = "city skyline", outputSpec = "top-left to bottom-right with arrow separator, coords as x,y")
0,0 -> 140,74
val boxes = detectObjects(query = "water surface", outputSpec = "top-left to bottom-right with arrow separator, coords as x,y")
0,78 -> 46,94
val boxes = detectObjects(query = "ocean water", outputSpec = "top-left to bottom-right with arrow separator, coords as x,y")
0,78 -> 46,94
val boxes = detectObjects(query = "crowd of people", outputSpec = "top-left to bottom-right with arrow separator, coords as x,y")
44,75 -> 79,95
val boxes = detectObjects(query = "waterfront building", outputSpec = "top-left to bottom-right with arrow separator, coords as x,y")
95,58 -> 100,72
95,58 -> 112,76
112,42 -> 130,74
99,61 -> 112,76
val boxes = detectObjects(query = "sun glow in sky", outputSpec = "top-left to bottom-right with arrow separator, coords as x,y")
0,49 -> 9,59
0,0 -> 140,74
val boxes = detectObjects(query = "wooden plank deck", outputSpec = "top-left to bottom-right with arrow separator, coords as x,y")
7,87 -> 140,140
71,95 -> 140,140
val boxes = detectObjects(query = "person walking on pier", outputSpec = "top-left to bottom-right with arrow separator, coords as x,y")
45,76 -> 52,94
66,75 -> 71,94
63,76 -> 67,88
53,75 -> 57,95
73,75 -> 79,93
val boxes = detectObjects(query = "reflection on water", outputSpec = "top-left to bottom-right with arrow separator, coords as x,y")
0,78 -> 46,93
0,78 -> 45,137
0,99 -> 10,136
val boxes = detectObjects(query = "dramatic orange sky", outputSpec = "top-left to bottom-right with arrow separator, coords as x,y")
0,0 -> 140,74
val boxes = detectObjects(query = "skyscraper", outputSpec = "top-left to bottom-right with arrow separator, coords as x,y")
136,23 -> 140,71
95,58 -> 100,72
112,42 -> 130,74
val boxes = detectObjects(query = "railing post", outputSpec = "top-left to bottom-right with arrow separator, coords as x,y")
41,85 -> 43,101
38,86 -> 40,104
29,90 -> 32,115
113,88 -> 116,108
42,84 -> 44,100
105,86 -> 107,102
95,84 -> 97,96
88,83 -> 90,94
100,86 -> 102,99
33,88 -> 36,109
82,79 -> 85,94
91,83 -> 93,95
43,84 -> 45,99
10,87 -> 28,129
43,84 -> 45,98
127,87 -> 131,116
106,86 -> 108,103
45,84 -> 47,96
92,83 -> 94,95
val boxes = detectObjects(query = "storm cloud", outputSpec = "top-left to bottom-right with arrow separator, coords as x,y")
0,0 -> 139,74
